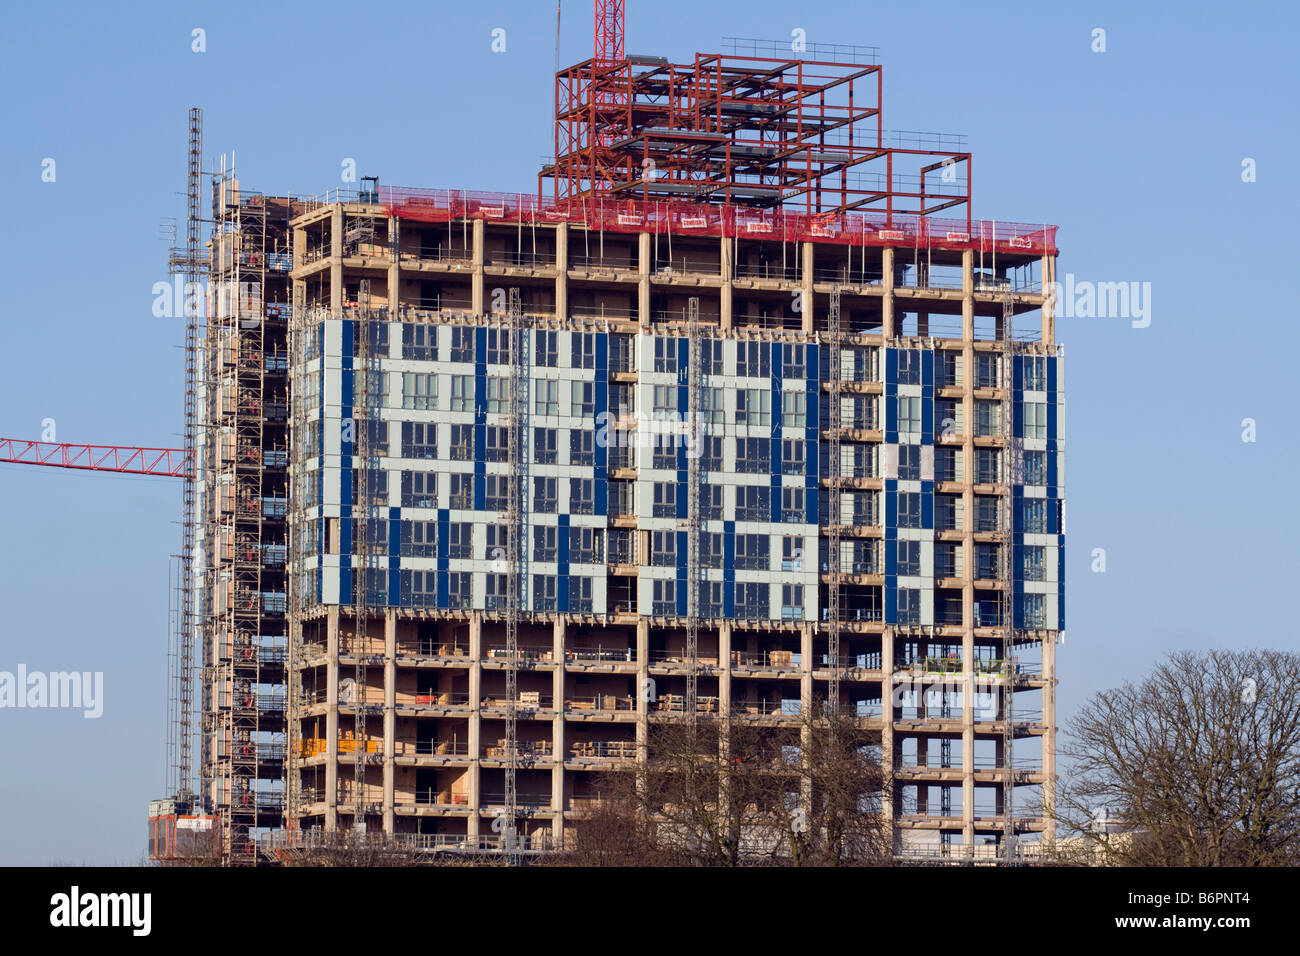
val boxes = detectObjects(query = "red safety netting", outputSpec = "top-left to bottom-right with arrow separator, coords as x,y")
378,187 -> 1057,256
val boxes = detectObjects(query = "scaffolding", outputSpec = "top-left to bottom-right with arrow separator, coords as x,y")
685,296 -> 702,722
504,286 -> 530,861
999,292 -> 1022,862
826,286 -> 843,714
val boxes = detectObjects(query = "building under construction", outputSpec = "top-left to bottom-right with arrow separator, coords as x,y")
153,5 -> 1063,865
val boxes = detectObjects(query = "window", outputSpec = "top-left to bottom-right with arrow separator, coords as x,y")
402,569 -> 436,607
533,525 -> 557,562
569,478 -> 594,514
653,482 -> 676,518
975,543 -> 1000,579
897,588 -> 921,624
737,388 -> 770,426
651,531 -> 676,567
535,330 -> 558,367
1021,499 -> 1047,534
897,396 -> 920,434
483,426 -> 508,463
570,429 -> 594,466
782,344 -> 805,378
974,400 -> 1000,437
403,323 -> 437,361
975,497 -> 1000,532
935,542 -> 958,578
898,492 -> 921,529
448,572 -> 472,609
1023,450 -> 1046,486
486,376 -> 508,414
569,575 -> 593,613
534,428 -> 557,464
401,521 -> 437,558
449,424 -> 473,461
702,387 -> 725,425
401,421 -> 438,459
736,437 -> 769,474
701,485 -> 723,520
781,487 -> 805,522
449,327 -> 474,363
571,380 -> 595,417
534,477 -> 557,513
450,375 -> 472,412
1023,545 -> 1046,582
781,584 -> 804,620
654,337 -> 677,373
485,328 -> 509,364
1023,356 -> 1046,392
569,527 -> 599,564
400,471 -> 437,509
449,473 -> 472,509
898,540 -> 920,576
700,339 -> 723,375
700,581 -> 723,618
975,353 -> 999,389
899,444 -> 921,480
1021,593 -> 1046,628
936,494 -> 962,531
573,332 -> 596,370
1023,401 -> 1047,440
737,486 -> 771,521
652,384 -> 676,416
736,582 -> 768,620
782,439 -> 805,475
782,390 -> 806,428
936,350 -> 962,387
485,573 -> 509,610
781,536 -> 803,571
402,372 -> 437,410
652,436 -> 676,471
700,436 -> 724,472
447,523 -> 473,559
535,379 -> 558,416
652,579 -> 676,616
897,349 -> 920,385
700,532 -> 723,569
485,525 -> 510,563
533,574 -> 557,612
935,447 -> 959,482
975,448 -> 1000,484
736,342 -> 769,378
735,534 -> 769,571
484,474 -> 510,511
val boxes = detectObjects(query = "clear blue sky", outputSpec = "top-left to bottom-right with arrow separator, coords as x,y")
0,0 -> 1295,864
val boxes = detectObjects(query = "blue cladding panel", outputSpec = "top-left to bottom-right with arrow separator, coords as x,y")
558,513 -> 571,613
474,329 -> 488,512
675,529 -> 688,617
437,509 -> 450,608
805,344 -> 819,525
595,333 -> 608,515
388,507 -> 400,605
723,521 -> 735,618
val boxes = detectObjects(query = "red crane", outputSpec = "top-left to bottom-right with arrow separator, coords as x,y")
594,0 -> 625,63
0,437 -> 191,478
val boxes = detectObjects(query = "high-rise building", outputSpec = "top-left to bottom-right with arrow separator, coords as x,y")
165,31 -> 1063,865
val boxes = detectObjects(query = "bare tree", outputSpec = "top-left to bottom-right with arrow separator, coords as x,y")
560,705 -> 891,866
1050,649 -> 1300,866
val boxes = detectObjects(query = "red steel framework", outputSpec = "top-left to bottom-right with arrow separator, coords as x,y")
0,438 -> 191,478
540,43 -> 974,225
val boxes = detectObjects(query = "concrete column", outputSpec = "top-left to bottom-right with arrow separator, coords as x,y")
325,606 -> 340,830
636,619 -> 650,756
552,618 -> 566,849
800,622 -> 814,809
383,610 -> 396,834
555,223 -> 569,320
960,247 -> 976,848
467,613 -> 482,838
720,235 -> 733,332
1042,254 -> 1056,346
471,219 -> 485,316
330,206 -> 344,312
718,623 -> 732,716
881,247 -> 895,339
1043,634 -> 1058,844
881,627 -> 896,832
638,231 -> 651,330
801,242 -> 815,333
387,216 -> 400,311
